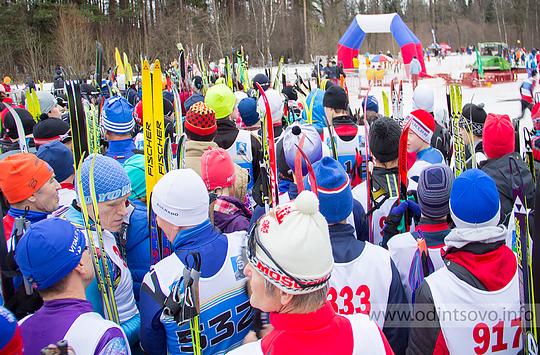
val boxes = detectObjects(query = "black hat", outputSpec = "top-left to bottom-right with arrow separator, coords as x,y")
32,117 -> 71,146
192,76 -> 203,90
3,108 -> 36,140
369,118 -> 401,163
282,85 -> 298,101
461,103 -> 487,137
323,86 -> 348,111
252,73 -> 270,91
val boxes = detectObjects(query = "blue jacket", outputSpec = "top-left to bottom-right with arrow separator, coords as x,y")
105,138 -> 137,164
416,146 -> 444,164
410,58 -> 422,75
300,89 -> 327,131
329,223 -> 409,354
139,220 -> 250,355
126,199 -> 150,302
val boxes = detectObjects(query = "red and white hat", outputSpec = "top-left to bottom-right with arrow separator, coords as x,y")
249,191 -> 333,294
407,109 -> 435,143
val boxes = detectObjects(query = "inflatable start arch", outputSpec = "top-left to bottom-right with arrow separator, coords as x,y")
338,13 -> 427,76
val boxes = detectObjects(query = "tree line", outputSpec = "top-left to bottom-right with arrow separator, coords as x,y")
0,0 -> 538,81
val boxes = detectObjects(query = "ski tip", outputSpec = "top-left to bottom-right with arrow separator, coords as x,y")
142,59 -> 150,70
154,59 -> 161,71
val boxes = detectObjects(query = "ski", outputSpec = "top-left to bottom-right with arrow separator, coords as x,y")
450,83 -> 466,176
256,82 -> 278,210
26,88 -> 40,122
322,113 -> 338,161
397,117 -> 411,233
66,81 -> 89,169
177,43 -> 187,93
273,56 -> 284,92
363,85 -> 374,242
382,90 -> 390,117
176,133 -> 187,170
390,79 -> 398,122
84,101 -> 100,154
396,80 -> 404,126
509,157 -> 538,354
95,41 -> 104,90
3,104 -> 29,153
523,128 -> 536,183
143,59 -> 171,265
76,154 -> 120,323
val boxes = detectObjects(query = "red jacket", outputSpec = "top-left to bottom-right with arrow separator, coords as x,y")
240,302 -> 394,354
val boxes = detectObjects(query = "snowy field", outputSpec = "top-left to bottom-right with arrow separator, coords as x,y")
250,54 -> 527,119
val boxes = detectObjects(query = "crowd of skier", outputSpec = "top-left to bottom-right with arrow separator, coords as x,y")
0,51 -> 538,355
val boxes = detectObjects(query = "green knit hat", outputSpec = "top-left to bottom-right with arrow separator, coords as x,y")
123,154 -> 146,200
205,84 -> 236,119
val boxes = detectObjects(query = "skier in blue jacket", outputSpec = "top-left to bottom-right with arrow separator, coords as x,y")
57,154 -> 140,346
102,96 -> 136,164
139,169 -> 252,354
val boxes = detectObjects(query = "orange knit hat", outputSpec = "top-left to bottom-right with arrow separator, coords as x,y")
0,153 -> 53,203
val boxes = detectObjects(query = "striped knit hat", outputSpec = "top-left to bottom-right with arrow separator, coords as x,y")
185,102 -> 217,137
101,97 -> 135,134
417,164 -> 454,219
407,109 -> 435,143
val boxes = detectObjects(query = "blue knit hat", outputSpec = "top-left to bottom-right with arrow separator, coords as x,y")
238,97 -> 260,127
304,157 -> 352,224
101,96 -> 135,134
450,169 -> 501,228
76,154 -> 131,204
36,141 -> 74,183
15,218 -> 86,290
363,95 -> 379,113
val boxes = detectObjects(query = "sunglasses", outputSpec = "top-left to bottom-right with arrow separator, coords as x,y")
245,219 -> 329,291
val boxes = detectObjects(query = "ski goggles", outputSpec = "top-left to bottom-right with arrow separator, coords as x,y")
458,115 -> 483,136
243,218 -> 330,292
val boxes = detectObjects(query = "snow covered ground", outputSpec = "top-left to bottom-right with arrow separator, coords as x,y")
251,54 -> 528,119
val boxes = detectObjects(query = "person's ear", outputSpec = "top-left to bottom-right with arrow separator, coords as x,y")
279,290 -> 294,307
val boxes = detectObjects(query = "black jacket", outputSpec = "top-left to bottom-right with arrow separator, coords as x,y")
479,152 -> 535,225
430,122 -> 450,163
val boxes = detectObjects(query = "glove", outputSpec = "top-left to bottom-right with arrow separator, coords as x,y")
381,200 -> 422,248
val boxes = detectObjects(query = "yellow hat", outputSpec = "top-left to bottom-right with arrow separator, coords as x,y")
3,76 -> 11,84
204,84 -> 235,119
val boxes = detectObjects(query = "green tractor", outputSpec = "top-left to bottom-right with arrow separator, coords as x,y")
462,42 -> 516,85
474,42 -> 512,71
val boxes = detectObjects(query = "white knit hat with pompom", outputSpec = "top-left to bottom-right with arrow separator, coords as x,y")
251,191 -> 334,294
